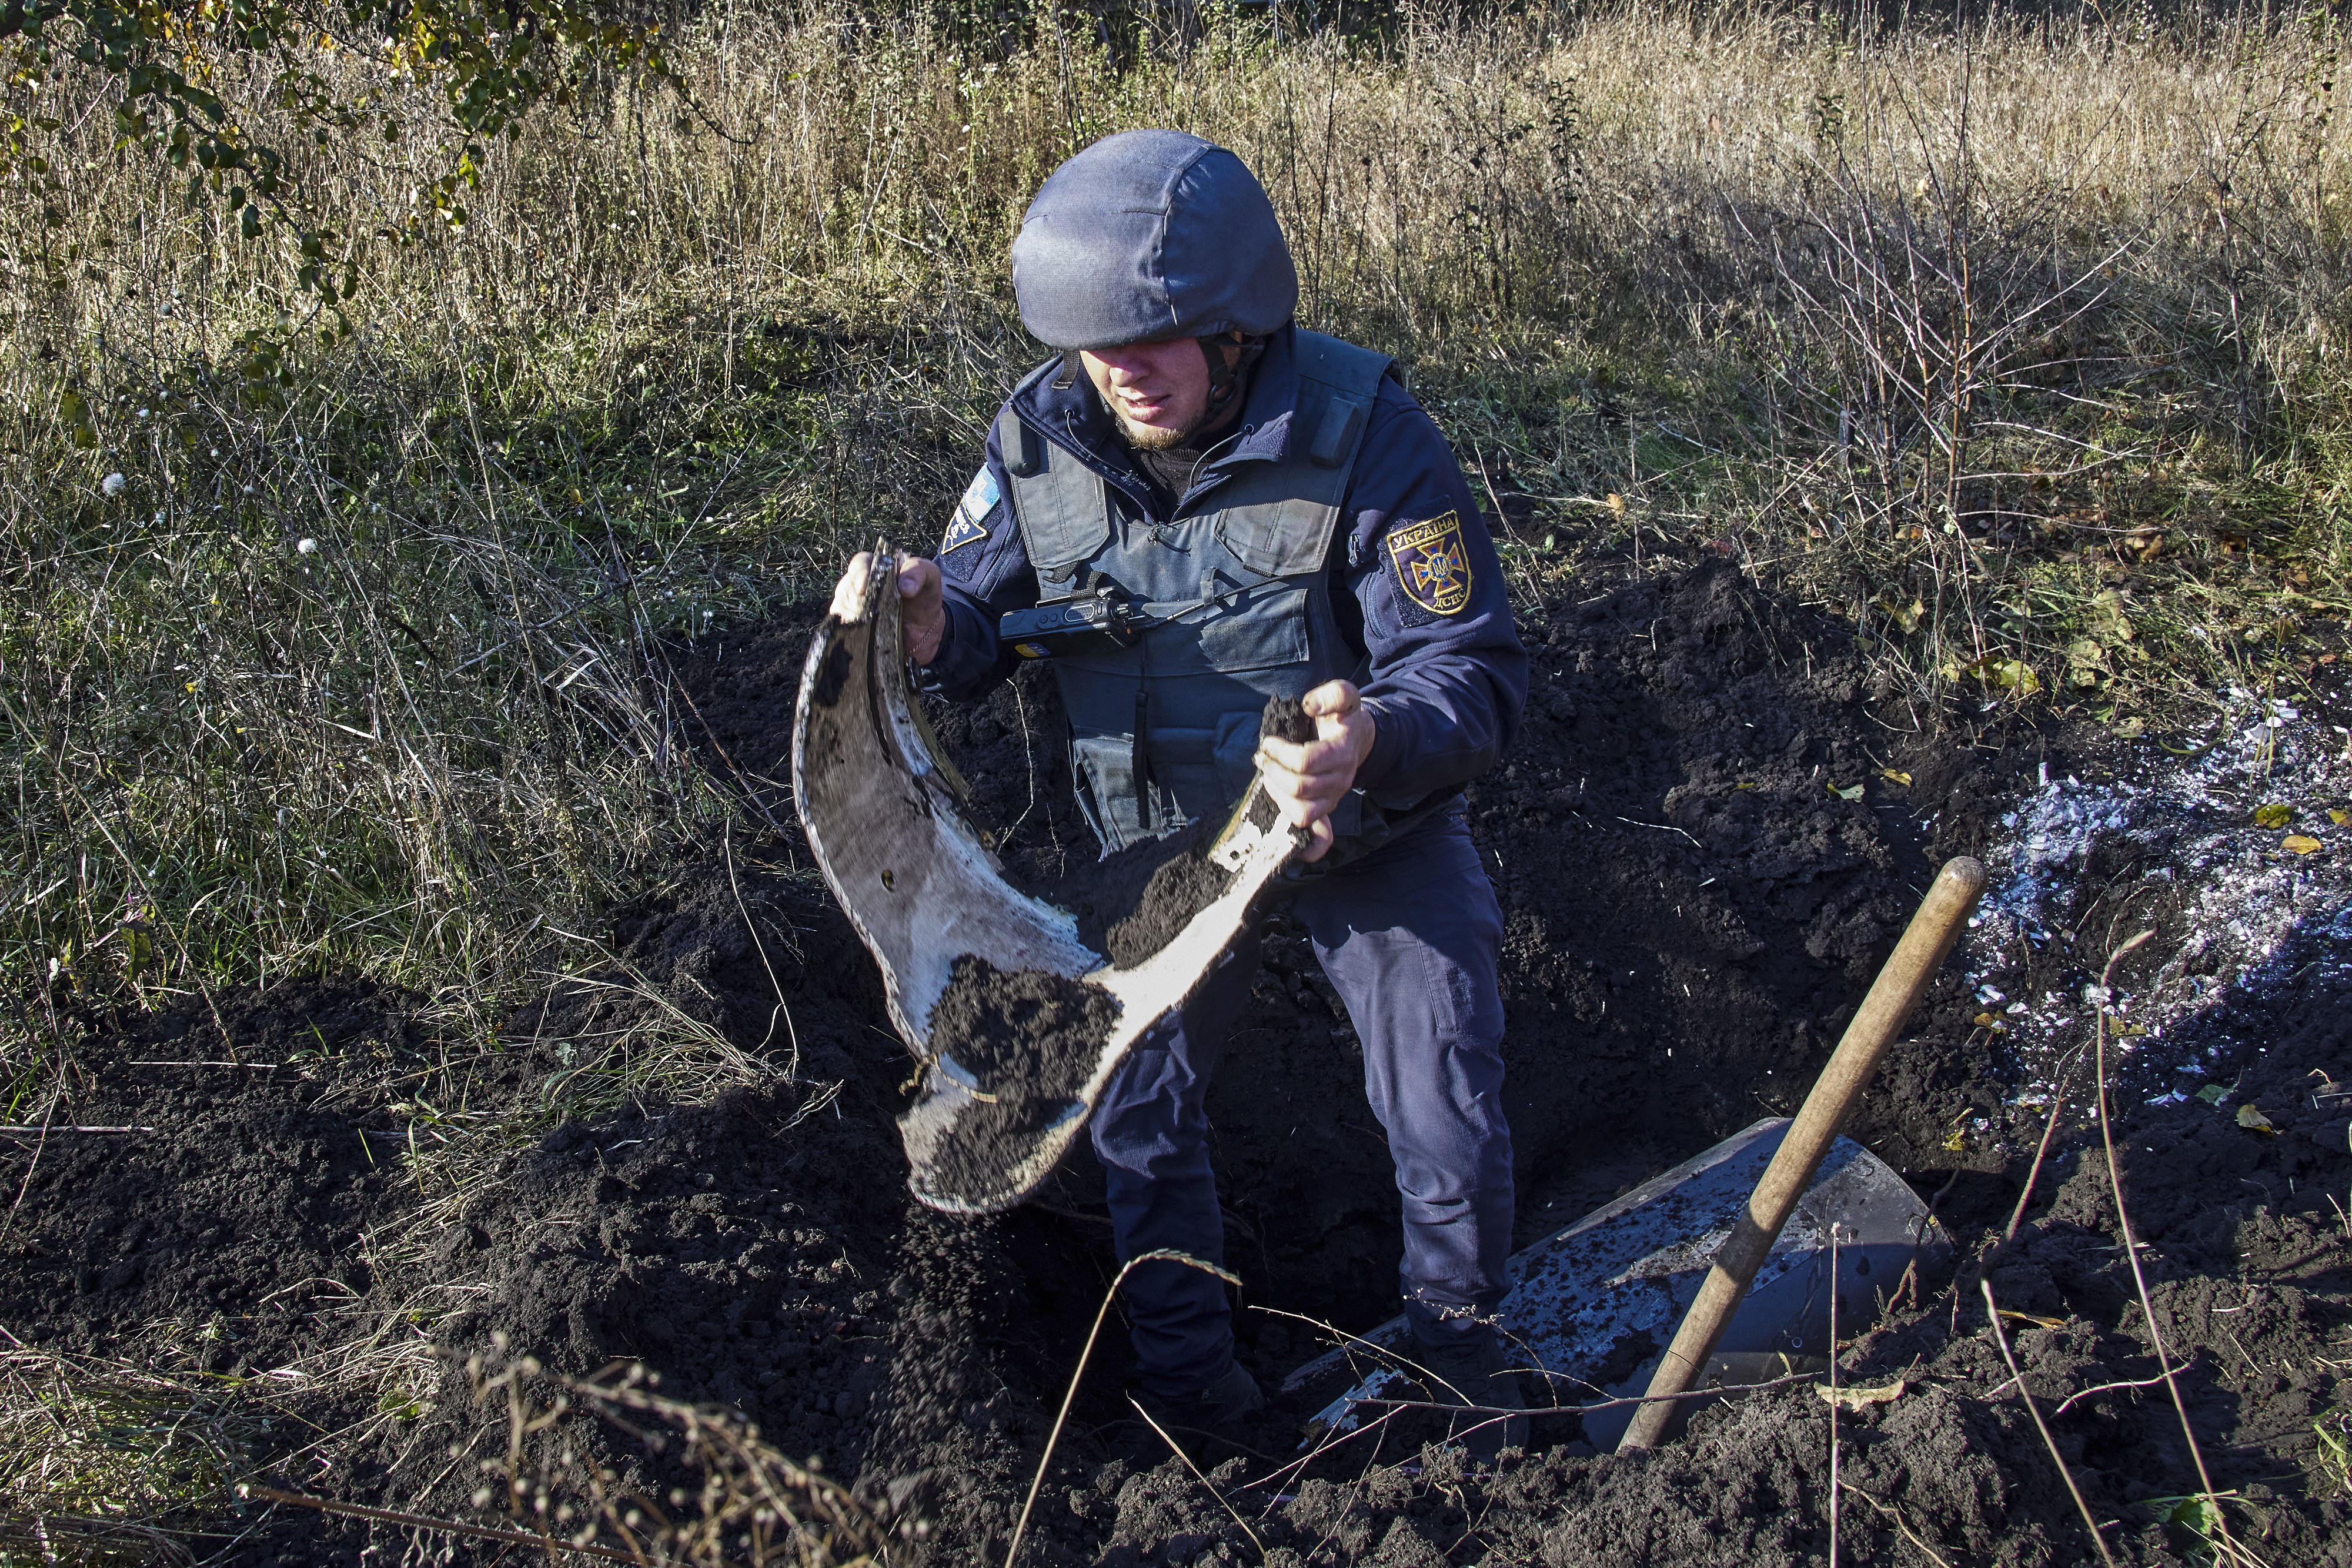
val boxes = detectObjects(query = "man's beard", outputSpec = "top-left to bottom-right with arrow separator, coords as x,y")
1117,412 -> 1200,452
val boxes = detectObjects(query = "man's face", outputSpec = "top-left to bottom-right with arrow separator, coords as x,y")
1081,337 -> 1211,450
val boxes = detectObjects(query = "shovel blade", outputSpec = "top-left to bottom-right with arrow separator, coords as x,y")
794,545 -> 1299,1214
793,547 -> 1102,1052
1289,1117 -> 1947,1446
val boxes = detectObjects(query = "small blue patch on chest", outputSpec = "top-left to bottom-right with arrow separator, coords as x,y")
941,466 -> 1000,553
958,466 -> 1000,520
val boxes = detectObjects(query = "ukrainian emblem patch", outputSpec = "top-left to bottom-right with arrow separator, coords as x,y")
941,466 -> 999,553
1386,511 -> 1473,616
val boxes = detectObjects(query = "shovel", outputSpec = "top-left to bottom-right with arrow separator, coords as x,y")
1291,857 -> 1984,1449
792,546 -> 1302,1215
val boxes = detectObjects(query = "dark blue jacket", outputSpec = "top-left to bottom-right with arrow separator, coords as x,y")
920,325 -> 1526,806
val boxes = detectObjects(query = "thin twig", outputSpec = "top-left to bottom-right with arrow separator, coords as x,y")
0,1095 -> 57,1239
1004,1249 -> 1238,1568
1829,1224 -> 1842,1568
2004,1043 -> 2088,1243
241,1486 -> 647,1563
1127,1398 -> 1269,1562
2051,1362 -> 2193,1418
1980,1279 -> 2120,1568
1348,1366 -> 1827,1417
2092,928 -> 2244,1560
722,818 -> 799,1068
1252,1305 -> 1476,1405
1837,1482 -> 1955,1568
1247,1402 -> 1411,1505
3,1515 -> 195,1567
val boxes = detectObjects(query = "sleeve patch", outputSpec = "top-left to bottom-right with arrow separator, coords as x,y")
941,466 -> 1000,553
941,511 -> 991,553
1385,511 -> 1472,616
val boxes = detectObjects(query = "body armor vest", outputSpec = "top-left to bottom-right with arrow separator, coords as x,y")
1000,331 -> 1390,852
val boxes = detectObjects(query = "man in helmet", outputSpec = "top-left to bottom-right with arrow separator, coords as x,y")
836,130 -> 1529,1459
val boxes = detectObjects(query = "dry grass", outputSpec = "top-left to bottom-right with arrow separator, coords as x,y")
0,1342 -> 265,1563
5,2 -> 2347,1052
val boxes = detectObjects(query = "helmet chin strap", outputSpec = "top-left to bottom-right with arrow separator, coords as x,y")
1198,330 -> 1265,425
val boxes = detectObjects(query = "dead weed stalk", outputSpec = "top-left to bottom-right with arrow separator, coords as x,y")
1980,1276 -> 2122,1568
1006,1248 -> 1241,1568
2090,927 -> 2268,1567
444,1353 -> 883,1568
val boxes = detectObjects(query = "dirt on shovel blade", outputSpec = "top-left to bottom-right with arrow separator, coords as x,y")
926,954 -> 1117,1106
913,955 -> 1120,1205
1016,693 -> 1298,968
1033,817 -> 1229,969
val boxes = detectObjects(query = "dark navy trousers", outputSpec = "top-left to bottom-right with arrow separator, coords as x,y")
1088,804 -> 1514,1397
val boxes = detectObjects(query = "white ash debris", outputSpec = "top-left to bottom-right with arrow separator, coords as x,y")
1973,775 -> 2139,941
1962,687 -> 2351,1106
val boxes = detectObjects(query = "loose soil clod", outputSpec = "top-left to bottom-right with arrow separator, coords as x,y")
926,955 -> 1118,1105
1004,691 -> 1311,967
1017,815 -> 1237,972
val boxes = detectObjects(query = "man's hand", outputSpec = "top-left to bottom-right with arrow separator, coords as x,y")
831,551 -> 946,666
1255,679 -> 1377,863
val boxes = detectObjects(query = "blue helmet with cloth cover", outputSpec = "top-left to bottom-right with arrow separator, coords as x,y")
1011,129 -> 1299,351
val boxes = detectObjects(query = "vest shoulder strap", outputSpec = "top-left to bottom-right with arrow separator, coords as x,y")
1290,330 -> 1392,471
1212,331 -> 1391,580
1000,335 -> 1394,589
996,363 -> 1110,589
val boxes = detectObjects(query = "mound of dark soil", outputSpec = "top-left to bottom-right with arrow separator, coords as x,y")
11,558 -> 2348,1567
0,979 -> 426,1375
1034,894 -> 2352,1568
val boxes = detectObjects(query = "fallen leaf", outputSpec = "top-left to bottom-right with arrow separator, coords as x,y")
2254,803 -> 2293,828
2151,1495 -> 2225,1537
1995,1308 -> 2066,1330
2283,835 -> 2323,855
2196,1084 -> 2230,1105
1972,1011 -> 2002,1029
1818,1379 -> 1906,1410
2332,809 -> 2349,827
1733,781 -> 1759,792
1830,782 -> 1865,801
2237,1103 -> 2277,1134
1987,658 -> 2042,696
2112,715 -> 2147,738
1880,768 -> 1913,785
1873,593 -> 1925,634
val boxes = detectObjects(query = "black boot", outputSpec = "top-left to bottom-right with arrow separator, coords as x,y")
1120,1362 -> 1265,1466
1411,1330 -> 1526,1464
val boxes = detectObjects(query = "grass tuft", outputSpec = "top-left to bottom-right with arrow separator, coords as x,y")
0,1344 -> 252,1562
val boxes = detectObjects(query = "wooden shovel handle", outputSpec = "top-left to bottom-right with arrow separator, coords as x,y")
1618,855 -> 1987,1452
